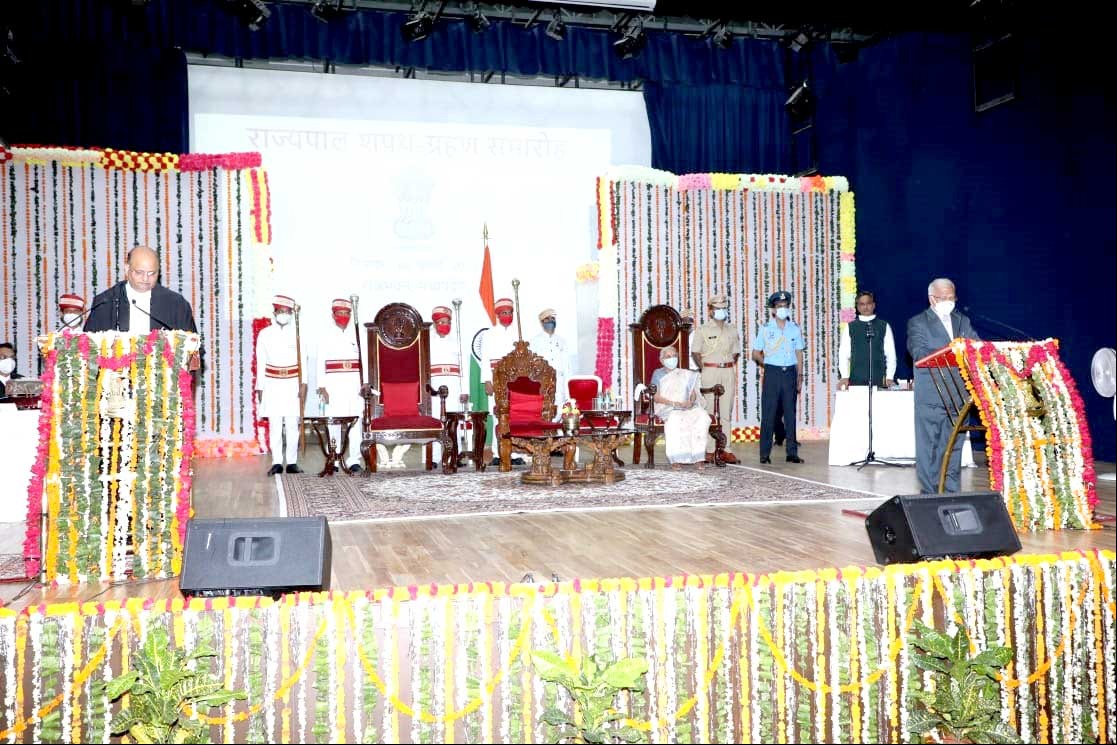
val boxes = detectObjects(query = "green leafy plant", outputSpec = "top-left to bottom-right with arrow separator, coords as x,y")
101,626 -> 247,744
531,651 -> 648,744
907,620 -> 1021,744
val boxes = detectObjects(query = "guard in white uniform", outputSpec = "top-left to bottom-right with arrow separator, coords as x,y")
529,307 -> 569,408
58,293 -> 86,331
315,298 -> 364,473
255,294 -> 305,475
480,297 -> 523,465
429,304 -> 466,463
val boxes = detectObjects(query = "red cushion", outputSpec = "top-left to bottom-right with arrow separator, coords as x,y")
377,341 -> 420,383
509,376 -> 542,396
371,415 -> 442,430
509,390 -> 544,423
567,378 -> 599,410
382,380 -> 419,417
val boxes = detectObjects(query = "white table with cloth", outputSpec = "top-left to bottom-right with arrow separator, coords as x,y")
827,388 -> 975,467
0,403 -> 39,522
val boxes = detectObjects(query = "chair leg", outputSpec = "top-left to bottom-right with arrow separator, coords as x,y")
632,432 -> 643,464
644,432 -> 657,469
712,425 -> 728,467
368,440 -> 379,473
499,438 -> 512,472
425,442 -> 434,471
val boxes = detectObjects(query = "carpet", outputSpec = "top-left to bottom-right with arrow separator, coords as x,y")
278,464 -> 883,524
0,554 -> 29,582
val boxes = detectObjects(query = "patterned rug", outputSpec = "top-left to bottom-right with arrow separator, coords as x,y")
0,554 -> 29,581
278,465 -> 883,524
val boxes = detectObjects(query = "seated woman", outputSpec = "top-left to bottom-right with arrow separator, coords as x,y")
650,347 -> 708,470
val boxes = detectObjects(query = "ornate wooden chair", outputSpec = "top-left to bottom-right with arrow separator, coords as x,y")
630,304 -> 728,468
493,340 -> 562,471
360,303 -> 454,473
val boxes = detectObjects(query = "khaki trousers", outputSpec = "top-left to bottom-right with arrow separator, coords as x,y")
700,365 -> 736,449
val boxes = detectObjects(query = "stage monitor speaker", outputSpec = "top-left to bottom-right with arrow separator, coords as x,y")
180,516 -> 331,597
865,492 -> 1021,565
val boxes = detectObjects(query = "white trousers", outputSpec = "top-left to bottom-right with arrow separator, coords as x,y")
327,421 -> 362,467
268,416 -> 300,466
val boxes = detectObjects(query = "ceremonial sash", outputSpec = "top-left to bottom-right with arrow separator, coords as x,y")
264,363 -> 299,379
324,358 -> 361,373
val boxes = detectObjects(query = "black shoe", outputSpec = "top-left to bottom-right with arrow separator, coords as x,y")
286,464 -> 303,474
785,455 -> 804,464
511,457 -> 526,466
759,456 -> 771,464
348,464 -> 362,474
266,464 -> 283,476
490,457 -> 502,466
774,438 -> 785,447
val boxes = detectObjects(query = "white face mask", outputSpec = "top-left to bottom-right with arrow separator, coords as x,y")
0,358 -> 15,375
712,309 -> 728,321
934,300 -> 955,317
662,357 -> 679,369
775,307 -> 790,320
274,312 -> 292,326
62,313 -> 82,327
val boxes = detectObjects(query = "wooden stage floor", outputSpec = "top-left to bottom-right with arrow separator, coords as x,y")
2,440 -> 1113,611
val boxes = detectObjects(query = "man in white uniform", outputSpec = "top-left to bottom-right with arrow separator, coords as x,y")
529,308 -> 569,408
58,293 -> 86,330
255,294 -> 305,476
315,298 -> 364,473
429,304 -> 466,464
481,297 -> 523,465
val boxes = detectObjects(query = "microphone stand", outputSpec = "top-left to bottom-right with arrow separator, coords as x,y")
848,321 -> 902,470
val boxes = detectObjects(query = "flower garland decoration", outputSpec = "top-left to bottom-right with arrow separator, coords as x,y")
951,338 -> 1097,530
25,330 -> 199,583
0,552 -> 1113,743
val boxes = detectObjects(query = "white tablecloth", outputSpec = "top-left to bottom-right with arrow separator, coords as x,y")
828,388 -> 975,467
0,403 -> 39,522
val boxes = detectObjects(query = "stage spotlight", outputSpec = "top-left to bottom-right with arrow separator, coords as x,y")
613,20 -> 646,60
711,25 -> 732,49
224,0 -> 270,31
401,11 -> 435,42
545,10 -> 567,41
310,0 -> 345,23
787,28 -> 812,53
467,8 -> 491,33
785,80 -> 814,121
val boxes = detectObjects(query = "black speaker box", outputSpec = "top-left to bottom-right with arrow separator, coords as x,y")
865,492 -> 1021,565
180,516 -> 332,597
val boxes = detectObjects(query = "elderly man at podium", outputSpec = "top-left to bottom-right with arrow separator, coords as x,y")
84,246 -> 197,334
907,278 -> 979,493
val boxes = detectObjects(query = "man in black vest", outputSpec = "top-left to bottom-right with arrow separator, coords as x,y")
838,290 -> 896,390
83,246 -> 197,335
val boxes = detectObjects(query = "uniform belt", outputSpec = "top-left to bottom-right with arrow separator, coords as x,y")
264,364 -> 300,379
324,359 -> 360,373
764,364 -> 797,372
703,362 -> 735,368
430,364 -> 461,376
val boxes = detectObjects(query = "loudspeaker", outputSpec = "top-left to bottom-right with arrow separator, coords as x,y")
865,492 -> 1021,565
180,516 -> 331,597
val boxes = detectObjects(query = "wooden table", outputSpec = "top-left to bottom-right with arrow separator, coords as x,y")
304,416 -> 361,477
507,428 -> 634,486
578,409 -> 632,466
444,410 -> 488,472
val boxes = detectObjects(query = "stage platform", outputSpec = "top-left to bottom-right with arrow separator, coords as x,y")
2,440 -> 1113,610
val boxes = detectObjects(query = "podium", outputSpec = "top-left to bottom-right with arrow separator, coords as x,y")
25,330 -> 200,582
916,339 -> 1098,530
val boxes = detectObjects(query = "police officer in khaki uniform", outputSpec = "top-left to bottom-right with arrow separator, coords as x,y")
690,294 -> 740,464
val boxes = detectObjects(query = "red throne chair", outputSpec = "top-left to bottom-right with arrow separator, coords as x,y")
566,374 -> 618,429
493,341 -> 561,471
360,303 -> 454,473
630,304 -> 727,468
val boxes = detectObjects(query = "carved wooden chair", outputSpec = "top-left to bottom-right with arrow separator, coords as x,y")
630,304 -> 727,468
360,303 -> 454,473
493,340 -> 562,471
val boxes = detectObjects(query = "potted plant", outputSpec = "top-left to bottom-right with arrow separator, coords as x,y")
101,626 -> 247,744
531,651 -> 648,744
906,620 -> 1021,744
560,400 -> 582,435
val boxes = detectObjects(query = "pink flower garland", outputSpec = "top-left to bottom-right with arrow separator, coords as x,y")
22,349 -> 58,577
178,152 -> 262,172
593,317 -> 616,388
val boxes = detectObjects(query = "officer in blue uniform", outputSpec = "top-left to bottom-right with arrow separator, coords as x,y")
750,291 -> 806,464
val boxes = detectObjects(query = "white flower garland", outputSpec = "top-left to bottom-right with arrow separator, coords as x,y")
326,602 -> 339,742
1011,564 -> 1031,741
897,573 -> 910,744
532,594 -> 547,745
1067,563 -> 1081,745
297,603 -> 309,744
1102,558 -> 1116,744
60,614 -> 73,743
858,579 -> 871,745
379,596 -> 396,743
9,146 -> 104,165
718,588 -> 732,744
29,614 -> 42,743
409,600 -> 423,745
264,606 -> 279,743
498,595 -> 511,745
663,587 -> 678,744
828,580 -> 840,744
808,578 -> 822,744
1,616 -> 15,743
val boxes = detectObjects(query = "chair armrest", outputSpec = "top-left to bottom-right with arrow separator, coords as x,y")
427,384 -> 449,418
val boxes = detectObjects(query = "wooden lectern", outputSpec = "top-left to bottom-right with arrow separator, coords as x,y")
914,344 -> 987,493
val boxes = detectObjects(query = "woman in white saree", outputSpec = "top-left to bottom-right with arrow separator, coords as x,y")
651,347 -> 709,469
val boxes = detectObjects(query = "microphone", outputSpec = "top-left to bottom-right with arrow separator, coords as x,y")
131,299 -> 172,330
961,306 -> 1035,341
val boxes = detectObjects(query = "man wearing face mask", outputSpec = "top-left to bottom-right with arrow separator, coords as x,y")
0,342 -> 23,399
751,291 -> 806,464
256,294 -> 306,476
838,290 -> 896,390
907,278 -> 979,493
428,304 -> 465,467
480,297 -> 525,465
315,298 -> 364,474
58,294 -> 87,331
530,309 -> 569,409
691,295 -> 740,464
